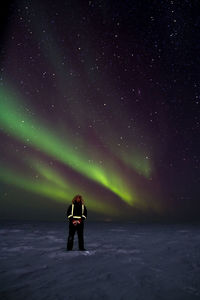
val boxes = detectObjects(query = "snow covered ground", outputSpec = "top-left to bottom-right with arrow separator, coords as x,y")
0,221 -> 200,299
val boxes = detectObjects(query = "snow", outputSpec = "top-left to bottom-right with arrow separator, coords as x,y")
0,221 -> 200,299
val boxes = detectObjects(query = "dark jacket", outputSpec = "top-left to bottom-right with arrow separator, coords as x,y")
67,202 -> 87,222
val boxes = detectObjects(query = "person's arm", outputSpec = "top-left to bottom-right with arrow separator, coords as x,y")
82,205 -> 87,221
67,205 -> 73,222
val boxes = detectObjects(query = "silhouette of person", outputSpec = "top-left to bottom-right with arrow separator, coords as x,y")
66,195 -> 87,251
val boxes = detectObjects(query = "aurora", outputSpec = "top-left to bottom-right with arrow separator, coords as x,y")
1,0 -> 196,222
0,86 -> 150,207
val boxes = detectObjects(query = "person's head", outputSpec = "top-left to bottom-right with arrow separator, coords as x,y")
72,194 -> 84,204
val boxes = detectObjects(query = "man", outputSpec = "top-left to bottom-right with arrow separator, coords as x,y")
66,194 -> 87,251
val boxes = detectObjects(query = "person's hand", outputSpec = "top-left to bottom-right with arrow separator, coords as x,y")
77,219 -> 81,224
72,220 -> 77,226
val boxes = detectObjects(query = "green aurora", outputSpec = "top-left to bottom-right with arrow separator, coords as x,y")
0,86 -> 152,212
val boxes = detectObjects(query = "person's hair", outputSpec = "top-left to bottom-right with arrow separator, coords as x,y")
72,194 -> 84,204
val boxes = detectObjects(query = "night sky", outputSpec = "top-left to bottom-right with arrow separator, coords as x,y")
0,0 -> 199,222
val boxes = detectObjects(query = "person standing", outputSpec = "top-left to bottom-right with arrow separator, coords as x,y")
66,195 -> 87,251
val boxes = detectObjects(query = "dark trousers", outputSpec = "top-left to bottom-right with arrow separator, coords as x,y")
67,221 -> 84,250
